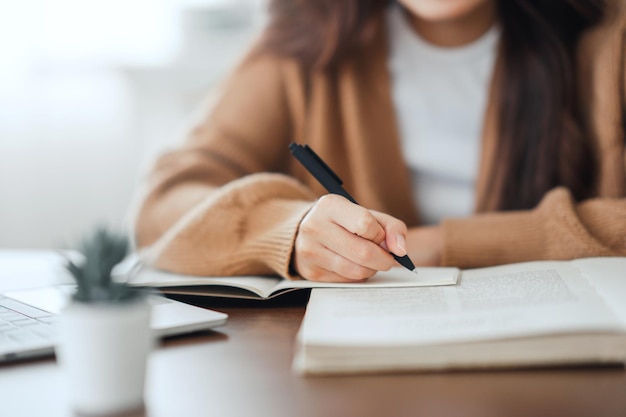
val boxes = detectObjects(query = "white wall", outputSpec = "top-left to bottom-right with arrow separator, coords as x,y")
0,0 -> 263,249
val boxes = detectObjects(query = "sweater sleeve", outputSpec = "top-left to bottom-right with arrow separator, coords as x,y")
442,16 -> 626,269
441,188 -> 626,268
133,54 -> 316,279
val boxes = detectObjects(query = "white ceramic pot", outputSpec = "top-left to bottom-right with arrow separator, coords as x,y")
57,299 -> 154,416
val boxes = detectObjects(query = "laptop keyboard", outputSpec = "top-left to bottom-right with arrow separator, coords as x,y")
0,296 -> 57,358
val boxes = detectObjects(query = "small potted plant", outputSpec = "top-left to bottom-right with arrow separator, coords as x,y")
56,227 -> 153,416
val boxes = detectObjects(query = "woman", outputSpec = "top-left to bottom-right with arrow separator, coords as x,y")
133,0 -> 626,282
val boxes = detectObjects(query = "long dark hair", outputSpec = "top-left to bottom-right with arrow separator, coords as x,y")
257,0 -> 607,211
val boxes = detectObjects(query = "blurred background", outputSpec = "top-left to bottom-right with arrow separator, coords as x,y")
0,0 -> 265,248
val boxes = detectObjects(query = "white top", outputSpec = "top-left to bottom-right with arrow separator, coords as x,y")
386,5 -> 499,224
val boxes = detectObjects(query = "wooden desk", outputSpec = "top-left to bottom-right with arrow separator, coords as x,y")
4,291 -> 625,417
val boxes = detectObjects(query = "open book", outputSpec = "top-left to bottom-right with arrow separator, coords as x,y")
293,257 -> 626,375
130,266 -> 460,300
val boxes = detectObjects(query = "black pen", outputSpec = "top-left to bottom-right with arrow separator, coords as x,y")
289,142 -> 417,274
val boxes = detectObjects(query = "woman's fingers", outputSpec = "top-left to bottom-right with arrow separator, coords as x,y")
294,244 -> 374,283
293,195 -> 408,282
371,210 -> 409,257
324,199 -> 386,244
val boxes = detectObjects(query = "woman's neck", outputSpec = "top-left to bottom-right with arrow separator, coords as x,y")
403,2 -> 497,47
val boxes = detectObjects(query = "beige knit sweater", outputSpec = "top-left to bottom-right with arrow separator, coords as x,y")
133,6 -> 626,279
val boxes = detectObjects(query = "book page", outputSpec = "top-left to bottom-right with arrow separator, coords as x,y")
131,265 -> 459,299
299,262 -> 623,347
272,266 -> 459,294
573,257 -> 626,323
130,268 -> 283,298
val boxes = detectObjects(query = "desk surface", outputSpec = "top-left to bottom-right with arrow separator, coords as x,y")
2,292 -> 626,417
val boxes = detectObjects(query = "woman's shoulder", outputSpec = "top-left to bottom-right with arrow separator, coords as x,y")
212,10 -> 388,109
236,9 -> 388,74
210,43 -> 306,102
233,44 -> 300,76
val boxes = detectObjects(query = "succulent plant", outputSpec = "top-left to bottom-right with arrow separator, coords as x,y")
64,226 -> 144,303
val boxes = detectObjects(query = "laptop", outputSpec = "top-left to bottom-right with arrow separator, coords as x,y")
0,285 -> 228,363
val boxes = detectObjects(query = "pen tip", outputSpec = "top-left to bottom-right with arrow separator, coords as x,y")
412,269 -> 418,275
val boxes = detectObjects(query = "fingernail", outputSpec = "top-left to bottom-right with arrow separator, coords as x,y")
395,234 -> 407,256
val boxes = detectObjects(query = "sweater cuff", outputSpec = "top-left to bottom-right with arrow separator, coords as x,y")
245,199 -> 313,280
441,209 -> 546,268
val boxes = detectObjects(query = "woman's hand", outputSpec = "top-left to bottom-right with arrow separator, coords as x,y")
292,194 -> 409,282
406,225 -> 443,267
